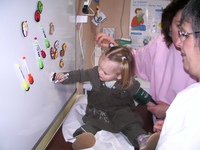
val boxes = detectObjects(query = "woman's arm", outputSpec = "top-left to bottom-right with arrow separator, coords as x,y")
95,33 -> 118,48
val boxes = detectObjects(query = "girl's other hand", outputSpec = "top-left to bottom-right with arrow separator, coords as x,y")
154,120 -> 164,132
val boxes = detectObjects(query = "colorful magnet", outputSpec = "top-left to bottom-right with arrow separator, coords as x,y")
55,50 -> 58,59
54,40 -> 59,50
60,50 -> 64,57
34,37 -> 44,69
50,72 -> 57,82
59,59 -> 64,68
37,1 -> 43,14
34,37 -> 46,58
60,43 -> 67,57
49,22 -> 54,35
62,43 -> 67,52
50,47 -> 55,59
40,25 -> 50,48
35,10 -> 41,22
15,64 -> 30,91
22,57 -> 34,84
50,47 -> 58,59
21,21 -> 28,37
40,50 -> 46,58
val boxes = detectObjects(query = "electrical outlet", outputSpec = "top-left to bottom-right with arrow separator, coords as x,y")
92,12 -> 107,26
76,15 -> 88,24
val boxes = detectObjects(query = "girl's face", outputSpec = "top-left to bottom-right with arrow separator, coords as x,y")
171,10 -> 183,50
179,21 -> 200,80
98,55 -> 121,81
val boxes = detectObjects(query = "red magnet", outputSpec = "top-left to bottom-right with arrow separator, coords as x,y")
40,50 -> 46,58
35,10 -> 41,22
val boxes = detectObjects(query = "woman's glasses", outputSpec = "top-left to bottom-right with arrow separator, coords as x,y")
178,30 -> 200,42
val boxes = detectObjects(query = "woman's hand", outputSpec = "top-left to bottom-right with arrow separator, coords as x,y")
154,120 -> 164,132
147,101 -> 169,119
95,33 -> 118,48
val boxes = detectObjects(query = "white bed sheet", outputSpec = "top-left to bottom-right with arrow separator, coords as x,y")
62,95 -> 135,150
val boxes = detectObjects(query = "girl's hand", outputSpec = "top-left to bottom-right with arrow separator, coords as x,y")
154,120 -> 164,132
55,72 -> 65,83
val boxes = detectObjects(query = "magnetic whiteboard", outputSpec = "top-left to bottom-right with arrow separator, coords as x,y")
0,0 -> 76,149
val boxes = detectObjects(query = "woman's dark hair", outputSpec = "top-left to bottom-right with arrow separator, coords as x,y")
180,0 -> 200,47
161,0 -> 189,47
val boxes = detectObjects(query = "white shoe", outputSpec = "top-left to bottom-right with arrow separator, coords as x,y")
138,132 -> 160,150
72,132 -> 96,150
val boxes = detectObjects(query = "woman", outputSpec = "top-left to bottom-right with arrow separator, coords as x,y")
155,0 -> 200,148
95,0 -> 196,119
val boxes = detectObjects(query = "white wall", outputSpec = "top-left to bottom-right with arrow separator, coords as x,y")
0,0 -> 76,149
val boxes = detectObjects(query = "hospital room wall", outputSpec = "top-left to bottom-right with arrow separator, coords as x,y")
97,0 -> 131,39
76,0 -> 97,70
75,0 -> 130,93
75,0 -> 96,93
76,0 -> 130,70
76,0 -> 174,71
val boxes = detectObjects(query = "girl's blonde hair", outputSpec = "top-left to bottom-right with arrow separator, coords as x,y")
104,46 -> 135,89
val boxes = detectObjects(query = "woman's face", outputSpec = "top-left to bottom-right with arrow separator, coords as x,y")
179,21 -> 200,80
171,10 -> 183,50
